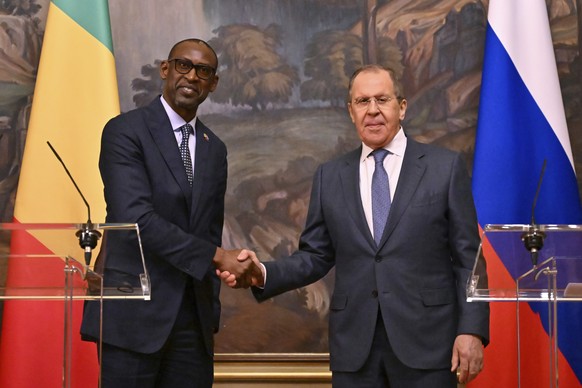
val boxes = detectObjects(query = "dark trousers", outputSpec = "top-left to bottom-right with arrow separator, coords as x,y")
99,289 -> 212,388
332,314 -> 457,388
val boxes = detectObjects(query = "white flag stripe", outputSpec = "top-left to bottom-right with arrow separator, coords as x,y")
488,0 -> 574,167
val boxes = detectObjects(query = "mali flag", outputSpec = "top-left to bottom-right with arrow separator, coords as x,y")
470,0 -> 582,387
0,0 -> 119,387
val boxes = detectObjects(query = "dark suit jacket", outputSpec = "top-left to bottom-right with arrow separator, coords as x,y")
81,97 -> 227,355
254,138 -> 489,372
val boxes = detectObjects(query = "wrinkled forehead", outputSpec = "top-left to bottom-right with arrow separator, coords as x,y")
350,70 -> 395,97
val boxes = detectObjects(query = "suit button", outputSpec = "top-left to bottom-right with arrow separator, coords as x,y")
372,290 -> 378,298
375,256 -> 382,263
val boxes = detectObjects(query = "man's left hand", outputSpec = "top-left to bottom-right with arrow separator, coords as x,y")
451,334 -> 484,384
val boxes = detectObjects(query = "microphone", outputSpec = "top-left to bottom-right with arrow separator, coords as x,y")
521,159 -> 547,267
47,141 -> 101,265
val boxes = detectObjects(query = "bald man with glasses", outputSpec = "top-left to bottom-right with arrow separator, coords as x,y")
81,38 -> 258,388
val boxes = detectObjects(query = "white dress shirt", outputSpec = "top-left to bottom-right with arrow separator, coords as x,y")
160,95 -> 197,174
259,127 -> 408,286
359,127 -> 407,240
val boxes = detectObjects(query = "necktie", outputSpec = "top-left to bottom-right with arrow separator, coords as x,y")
371,148 -> 391,245
180,124 -> 193,186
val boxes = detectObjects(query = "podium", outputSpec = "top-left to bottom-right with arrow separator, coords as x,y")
0,222 -> 150,388
467,224 -> 582,388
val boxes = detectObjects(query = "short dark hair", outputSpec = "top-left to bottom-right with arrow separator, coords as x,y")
347,65 -> 404,101
168,38 -> 218,66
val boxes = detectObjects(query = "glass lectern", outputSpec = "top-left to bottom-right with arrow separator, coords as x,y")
0,222 -> 150,388
467,224 -> 582,388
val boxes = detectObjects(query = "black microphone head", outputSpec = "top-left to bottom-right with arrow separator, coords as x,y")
76,225 -> 102,265
521,228 -> 545,267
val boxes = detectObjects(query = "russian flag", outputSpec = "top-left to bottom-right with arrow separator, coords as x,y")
470,1 -> 582,387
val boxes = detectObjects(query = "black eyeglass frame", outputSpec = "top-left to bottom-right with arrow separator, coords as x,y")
167,58 -> 216,80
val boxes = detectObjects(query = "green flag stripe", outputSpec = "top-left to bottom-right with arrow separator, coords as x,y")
52,0 -> 114,53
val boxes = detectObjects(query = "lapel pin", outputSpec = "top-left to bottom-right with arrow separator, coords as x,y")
203,133 -> 209,141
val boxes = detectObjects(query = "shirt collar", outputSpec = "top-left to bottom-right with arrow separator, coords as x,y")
160,95 -> 197,132
360,126 -> 407,162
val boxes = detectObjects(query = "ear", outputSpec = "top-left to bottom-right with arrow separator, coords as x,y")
208,74 -> 219,93
159,60 -> 169,80
347,102 -> 356,123
399,98 -> 407,121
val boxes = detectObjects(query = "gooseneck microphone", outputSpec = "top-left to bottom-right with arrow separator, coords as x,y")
47,141 -> 101,265
521,159 -> 547,267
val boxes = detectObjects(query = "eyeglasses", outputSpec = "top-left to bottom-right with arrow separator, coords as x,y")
167,58 -> 216,80
351,96 -> 398,110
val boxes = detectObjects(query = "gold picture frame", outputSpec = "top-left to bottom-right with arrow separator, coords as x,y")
214,353 -> 331,385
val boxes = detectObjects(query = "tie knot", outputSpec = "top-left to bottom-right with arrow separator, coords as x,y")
372,148 -> 389,164
181,123 -> 193,137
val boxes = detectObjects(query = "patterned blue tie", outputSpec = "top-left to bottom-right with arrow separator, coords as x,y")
180,124 -> 193,186
372,148 -> 391,245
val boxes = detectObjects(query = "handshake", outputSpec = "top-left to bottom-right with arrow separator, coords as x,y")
213,248 -> 265,289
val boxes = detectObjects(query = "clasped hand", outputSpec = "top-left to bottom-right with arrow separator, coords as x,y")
213,248 -> 264,288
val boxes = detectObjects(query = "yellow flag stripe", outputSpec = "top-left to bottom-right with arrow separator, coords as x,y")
15,3 -> 119,225
13,2 -> 119,257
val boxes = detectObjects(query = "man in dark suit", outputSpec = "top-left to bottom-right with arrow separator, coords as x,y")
220,64 -> 489,387
81,38 -> 256,388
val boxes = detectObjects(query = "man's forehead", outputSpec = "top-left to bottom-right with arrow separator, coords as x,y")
172,43 -> 216,64
354,69 -> 391,82
352,72 -> 393,93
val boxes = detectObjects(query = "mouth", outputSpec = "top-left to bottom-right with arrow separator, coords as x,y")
365,122 -> 385,130
178,85 -> 199,97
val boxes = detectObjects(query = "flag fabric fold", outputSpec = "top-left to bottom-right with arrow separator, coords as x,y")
0,0 -> 119,386
471,0 -> 582,387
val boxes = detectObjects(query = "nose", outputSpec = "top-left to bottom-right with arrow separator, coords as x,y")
367,99 -> 380,113
184,67 -> 199,81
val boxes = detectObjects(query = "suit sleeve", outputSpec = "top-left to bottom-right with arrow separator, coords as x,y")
448,153 -> 490,345
99,115 -> 224,281
254,164 -> 336,300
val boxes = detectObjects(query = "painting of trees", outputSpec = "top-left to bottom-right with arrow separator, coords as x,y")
209,24 -> 299,110
300,30 -> 362,107
300,29 -> 403,107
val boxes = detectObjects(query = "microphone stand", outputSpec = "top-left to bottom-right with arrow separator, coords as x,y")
47,141 -> 101,266
521,159 -> 547,267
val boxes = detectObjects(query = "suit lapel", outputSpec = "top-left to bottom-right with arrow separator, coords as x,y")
339,148 -> 377,247
191,120 -> 210,213
379,139 -> 426,246
145,99 -> 193,205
